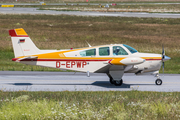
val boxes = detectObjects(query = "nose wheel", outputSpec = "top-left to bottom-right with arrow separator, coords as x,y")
155,73 -> 163,85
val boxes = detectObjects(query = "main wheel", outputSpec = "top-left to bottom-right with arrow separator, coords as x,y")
114,79 -> 123,86
109,77 -> 115,84
155,79 -> 162,85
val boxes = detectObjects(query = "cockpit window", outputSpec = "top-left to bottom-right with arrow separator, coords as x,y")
123,44 -> 138,54
99,47 -> 109,56
113,46 -> 128,55
80,48 -> 96,56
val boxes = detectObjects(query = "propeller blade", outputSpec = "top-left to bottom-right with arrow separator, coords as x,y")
162,45 -> 165,60
162,45 -> 165,74
162,62 -> 164,74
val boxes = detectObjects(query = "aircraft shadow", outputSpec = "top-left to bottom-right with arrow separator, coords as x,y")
8,82 -> 155,89
92,81 -> 131,88
12,83 -> 33,85
91,81 -> 154,88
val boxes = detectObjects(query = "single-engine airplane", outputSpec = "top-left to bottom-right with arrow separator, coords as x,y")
9,28 -> 171,86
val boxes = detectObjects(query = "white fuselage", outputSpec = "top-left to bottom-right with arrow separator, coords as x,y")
16,44 -> 162,75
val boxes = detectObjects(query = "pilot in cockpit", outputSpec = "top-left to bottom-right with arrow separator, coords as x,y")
113,47 -> 120,56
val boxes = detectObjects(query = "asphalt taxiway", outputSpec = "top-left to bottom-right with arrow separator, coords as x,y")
1,7 -> 180,18
0,71 -> 179,92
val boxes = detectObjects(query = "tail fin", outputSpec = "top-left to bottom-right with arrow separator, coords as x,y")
9,28 -> 41,58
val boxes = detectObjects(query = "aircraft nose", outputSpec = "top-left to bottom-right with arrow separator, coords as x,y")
163,55 -> 171,61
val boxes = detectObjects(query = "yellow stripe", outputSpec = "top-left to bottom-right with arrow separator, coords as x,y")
35,51 -> 161,60
17,48 -> 161,66
18,55 -> 161,62
141,57 -> 162,60
15,28 -> 28,36
59,53 -> 66,57
111,58 -> 125,65
1,5 -> 14,7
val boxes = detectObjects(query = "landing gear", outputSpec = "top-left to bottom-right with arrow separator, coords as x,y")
106,70 -> 124,86
114,79 -> 123,86
155,73 -> 163,85
155,79 -> 162,85
109,77 -> 123,86
110,77 -> 115,84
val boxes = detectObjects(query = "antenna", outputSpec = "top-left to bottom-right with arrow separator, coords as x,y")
85,40 -> 92,47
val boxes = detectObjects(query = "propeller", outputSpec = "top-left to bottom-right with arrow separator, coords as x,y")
161,45 -> 171,74
162,45 -> 165,74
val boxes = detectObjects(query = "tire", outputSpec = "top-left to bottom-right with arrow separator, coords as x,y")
114,79 -> 123,86
155,79 -> 162,85
110,77 -> 115,84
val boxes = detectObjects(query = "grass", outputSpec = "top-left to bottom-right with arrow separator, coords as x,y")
0,14 -> 180,73
0,91 -> 179,119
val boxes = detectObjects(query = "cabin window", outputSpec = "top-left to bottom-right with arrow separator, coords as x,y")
113,46 -> 128,55
99,47 -> 110,56
80,48 -> 96,56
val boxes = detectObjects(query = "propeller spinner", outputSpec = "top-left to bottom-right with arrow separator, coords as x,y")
161,45 -> 171,74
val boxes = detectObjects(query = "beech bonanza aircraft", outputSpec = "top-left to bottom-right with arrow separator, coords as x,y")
9,28 -> 171,86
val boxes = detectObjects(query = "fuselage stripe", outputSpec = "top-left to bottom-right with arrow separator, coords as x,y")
12,58 -> 162,62
15,59 -> 111,62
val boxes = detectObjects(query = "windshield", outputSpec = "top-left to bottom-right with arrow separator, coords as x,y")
123,44 -> 138,54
